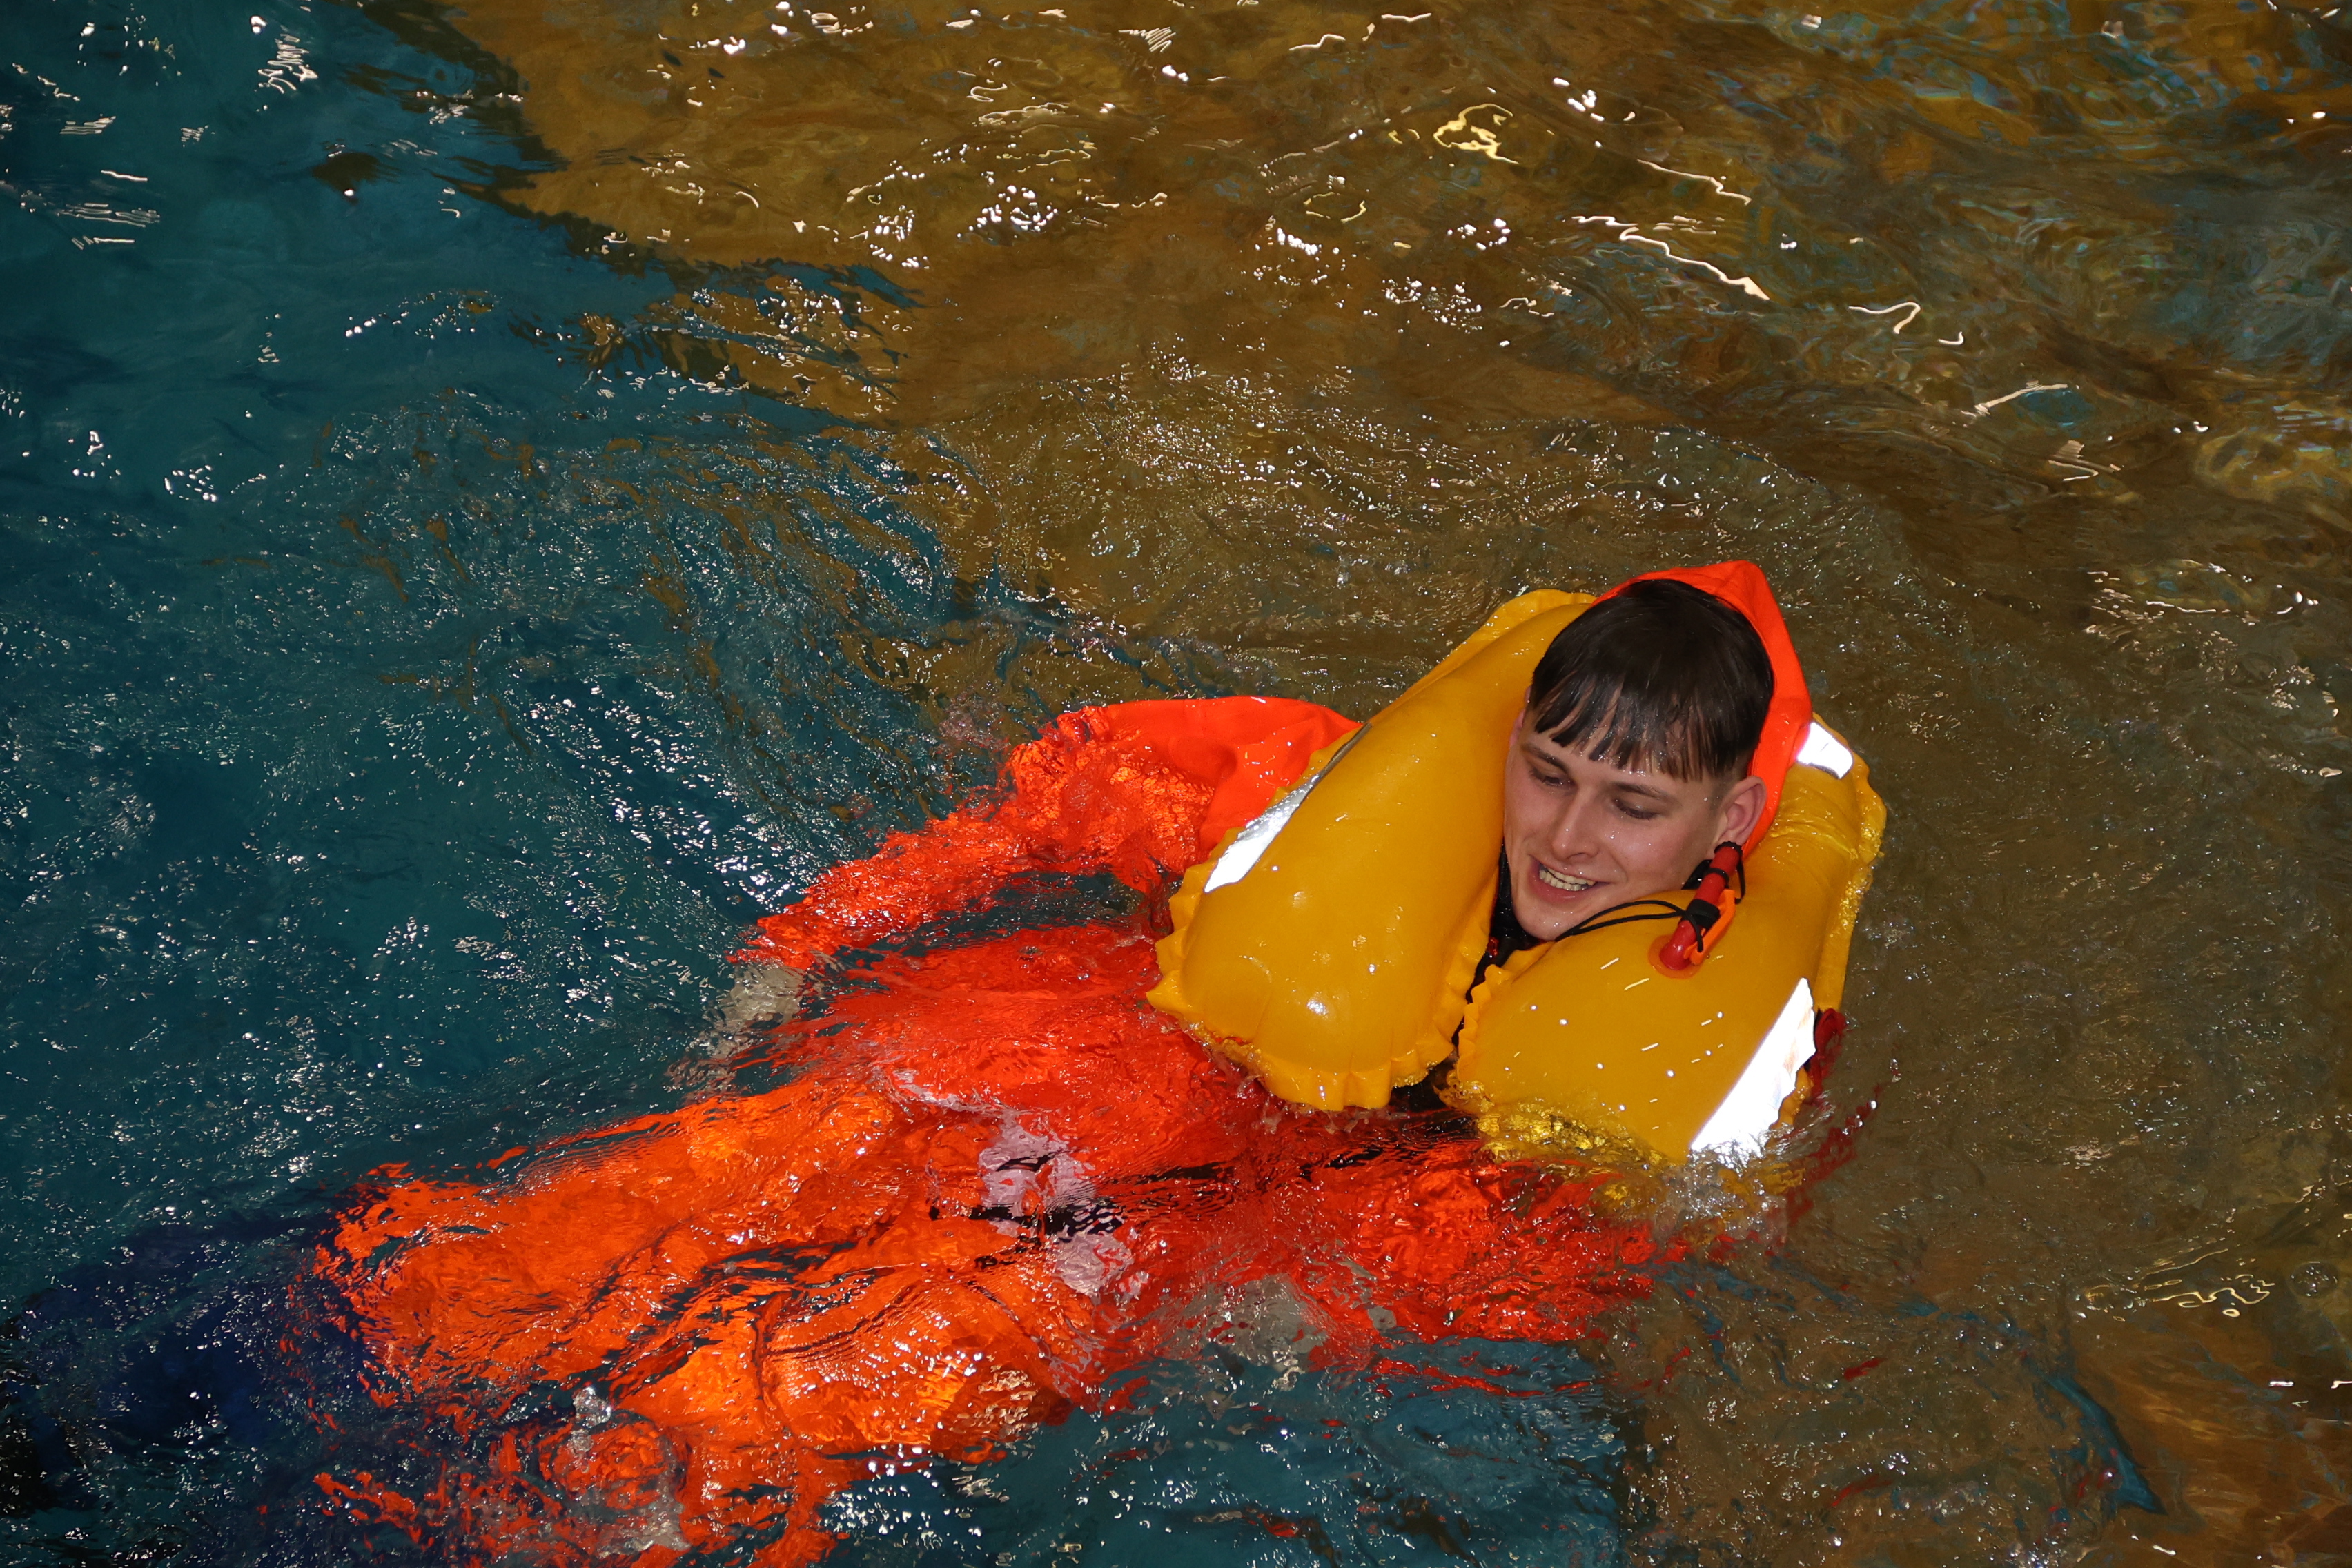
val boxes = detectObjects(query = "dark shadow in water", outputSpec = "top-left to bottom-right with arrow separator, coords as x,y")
0,1215 -> 375,1565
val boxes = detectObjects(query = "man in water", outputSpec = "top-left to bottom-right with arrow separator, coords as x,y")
315,568 -> 1828,1562
713,573 -> 1783,1050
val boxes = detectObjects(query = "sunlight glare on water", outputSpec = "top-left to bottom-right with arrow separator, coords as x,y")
3,0 -> 2351,1559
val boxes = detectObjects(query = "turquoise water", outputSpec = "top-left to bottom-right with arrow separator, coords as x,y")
6,0 -> 2352,1560
0,3 -> 957,1549
1,7 -> 1627,1559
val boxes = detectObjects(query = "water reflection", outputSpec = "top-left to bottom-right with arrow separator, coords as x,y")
391,0 -> 2352,502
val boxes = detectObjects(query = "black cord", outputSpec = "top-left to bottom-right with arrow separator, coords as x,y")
1547,845 -> 1744,945
1559,899 -> 1685,937
1518,841 -> 1747,946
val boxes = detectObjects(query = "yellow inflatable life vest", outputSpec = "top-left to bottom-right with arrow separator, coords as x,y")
1146,569 -> 1885,1164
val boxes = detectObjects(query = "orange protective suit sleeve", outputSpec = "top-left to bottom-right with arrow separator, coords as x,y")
733,697 -> 1360,970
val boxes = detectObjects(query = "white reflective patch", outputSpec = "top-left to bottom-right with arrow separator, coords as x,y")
1688,977 -> 1814,1160
1202,782 -> 1309,892
1796,721 -> 1854,778
1202,731 -> 1360,894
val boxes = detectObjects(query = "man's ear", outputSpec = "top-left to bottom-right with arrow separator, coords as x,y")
1716,774 -> 1768,847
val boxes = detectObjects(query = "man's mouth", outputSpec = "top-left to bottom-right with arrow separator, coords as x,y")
1532,863 -> 1597,895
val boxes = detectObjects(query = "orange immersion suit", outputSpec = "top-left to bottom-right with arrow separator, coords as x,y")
307,698 -> 1669,1567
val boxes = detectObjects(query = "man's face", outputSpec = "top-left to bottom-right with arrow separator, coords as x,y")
1500,707 -> 1765,942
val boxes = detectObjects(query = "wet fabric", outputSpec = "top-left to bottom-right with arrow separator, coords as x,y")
732,697 -> 1362,972
306,699 -> 1663,1565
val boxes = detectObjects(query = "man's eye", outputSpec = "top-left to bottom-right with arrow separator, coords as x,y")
1615,800 -> 1659,821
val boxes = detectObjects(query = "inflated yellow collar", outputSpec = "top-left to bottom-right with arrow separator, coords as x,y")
1148,588 -> 1885,1163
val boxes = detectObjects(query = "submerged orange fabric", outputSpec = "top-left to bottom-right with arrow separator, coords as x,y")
308,698 -> 1662,1566
732,697 -> 1360,970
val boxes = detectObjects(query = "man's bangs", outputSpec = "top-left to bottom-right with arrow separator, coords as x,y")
1533,678 -> 1716,782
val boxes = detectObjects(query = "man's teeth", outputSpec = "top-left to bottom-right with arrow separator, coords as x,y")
1535,865 -> 1595,893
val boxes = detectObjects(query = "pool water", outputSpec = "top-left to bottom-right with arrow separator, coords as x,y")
3,0 -> 2350,1559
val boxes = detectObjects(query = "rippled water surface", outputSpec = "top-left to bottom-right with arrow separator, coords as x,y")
6,0 -> 2352,1558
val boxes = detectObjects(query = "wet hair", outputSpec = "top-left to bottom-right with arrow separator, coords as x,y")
1525,578 -> 1773,782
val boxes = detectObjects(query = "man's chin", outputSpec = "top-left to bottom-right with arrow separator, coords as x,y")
1514,876 -> 1612,941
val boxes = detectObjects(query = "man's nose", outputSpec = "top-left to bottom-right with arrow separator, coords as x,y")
1544,791 -> 1607,861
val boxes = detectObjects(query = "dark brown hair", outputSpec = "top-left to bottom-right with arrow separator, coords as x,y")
1525,578 -> 1773,782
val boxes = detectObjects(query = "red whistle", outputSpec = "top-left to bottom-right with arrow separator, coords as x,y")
1656,842 -> 1744,974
